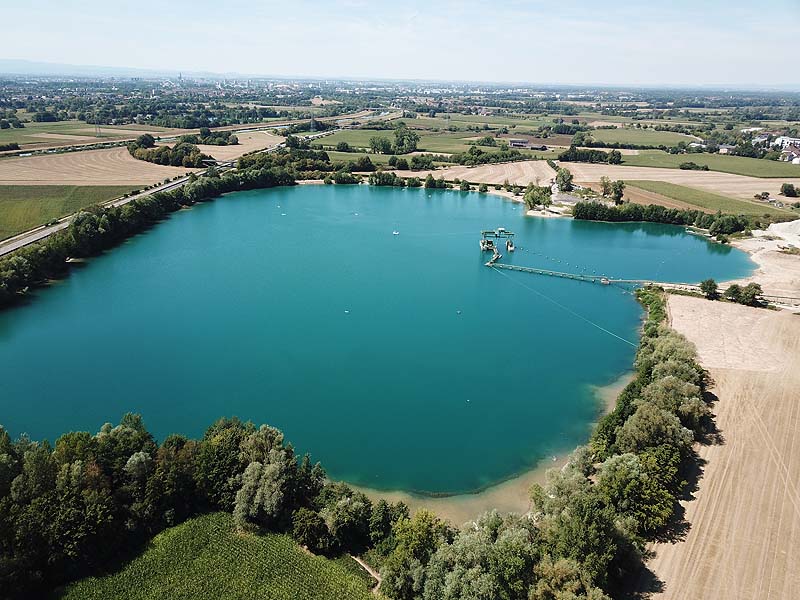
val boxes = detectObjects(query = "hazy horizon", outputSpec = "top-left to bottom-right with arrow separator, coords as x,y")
5,0 -> 799,89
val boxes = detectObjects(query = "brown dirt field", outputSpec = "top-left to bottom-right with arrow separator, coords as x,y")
156,130 -> 284,162
28,133 -> 99,142
0,147 -> 198,186
579,182 -> 701,211
405,161 -> 557,186
641,295 -> 800,600
556,162 -> 800,200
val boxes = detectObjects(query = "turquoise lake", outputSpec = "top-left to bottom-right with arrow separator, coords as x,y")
0,185 -> 755,494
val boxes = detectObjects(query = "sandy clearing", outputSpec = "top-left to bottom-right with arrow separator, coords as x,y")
0,147 -> 198,186
588,120 -> 623,128
557,161 -> 800,200
643,295 -> 800,600
404,161 -> 557,186
726,237 -> 800,299
156,130 -> 284,162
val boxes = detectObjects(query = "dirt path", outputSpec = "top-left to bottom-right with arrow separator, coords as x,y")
642,295 -> 800,599
350,554 -> 382,594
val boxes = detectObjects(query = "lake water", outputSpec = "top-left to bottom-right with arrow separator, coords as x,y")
0,185 -> 754,494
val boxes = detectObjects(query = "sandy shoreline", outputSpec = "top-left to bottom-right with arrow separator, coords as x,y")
350,371 -> 633,525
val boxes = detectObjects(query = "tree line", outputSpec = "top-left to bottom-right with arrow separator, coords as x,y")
572,201 -> 757,239
558,145 -> 623,165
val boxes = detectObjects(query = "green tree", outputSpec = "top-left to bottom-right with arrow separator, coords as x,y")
780,183 -> 797,197
599,176 -> 612,197
699,278 -> 719,300
524,184 -> 552,210
724,283 -> 743,303
610,180 -> 625,204
556,168 -> 574,192
369,136 -> 393,154
739,282 -> 763,306
292,507 -> 332,554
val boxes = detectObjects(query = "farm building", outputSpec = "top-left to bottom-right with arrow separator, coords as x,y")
508,138 -> 528,148
780,145 -> 800,164
718,144 -> 736,154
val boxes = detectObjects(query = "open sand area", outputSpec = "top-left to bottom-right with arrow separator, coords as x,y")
641,294 -> 800,599
0,147 -> 198,186
188,130 -> 284,162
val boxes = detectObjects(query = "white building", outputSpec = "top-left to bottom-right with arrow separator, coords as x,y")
773,136 -> 800,149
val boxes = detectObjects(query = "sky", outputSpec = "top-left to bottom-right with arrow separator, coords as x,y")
7,0 -> 800,87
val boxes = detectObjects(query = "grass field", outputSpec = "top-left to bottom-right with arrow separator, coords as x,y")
0,185 -> 136,239
589,128 -> 697,146
623,150 -> 800,178
625,180 -> 791,217
58,513 -> 375,600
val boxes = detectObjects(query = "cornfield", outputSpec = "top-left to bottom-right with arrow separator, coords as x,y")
59,512 -> 375,600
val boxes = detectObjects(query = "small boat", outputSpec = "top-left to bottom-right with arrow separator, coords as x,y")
506,239 -> 515,252
392,231 -> 400,235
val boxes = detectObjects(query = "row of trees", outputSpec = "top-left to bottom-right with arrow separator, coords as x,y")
179,127 -> 239,146
699,279 -> 764,306
451,146 -> 527,166
558,145 -> 623,164
572,201 -> 753,238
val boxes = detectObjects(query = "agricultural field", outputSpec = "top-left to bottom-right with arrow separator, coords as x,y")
58,513 -> 375,600
0,120 -> 175,151
0,185 -> 136,239
625,180 -> 792,217
563,161 -> 800,199
623,150 -> 800,178
589,127 -> 698,146
0,147 -> 197,186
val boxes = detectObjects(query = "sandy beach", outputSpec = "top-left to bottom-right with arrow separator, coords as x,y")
352,372 -> 632,525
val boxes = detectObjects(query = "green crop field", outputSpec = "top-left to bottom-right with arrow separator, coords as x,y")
0,185 -> 136,240
323,150 -> 400,165
623,150 -> 800,178
312,129 -> 392,149
625,181 -> 792,217
58,513 -> 375,600
589,128 -> 697,146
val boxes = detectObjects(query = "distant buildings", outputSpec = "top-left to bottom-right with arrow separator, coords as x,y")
773,136 -> 800,149
718,144 -> 736,154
